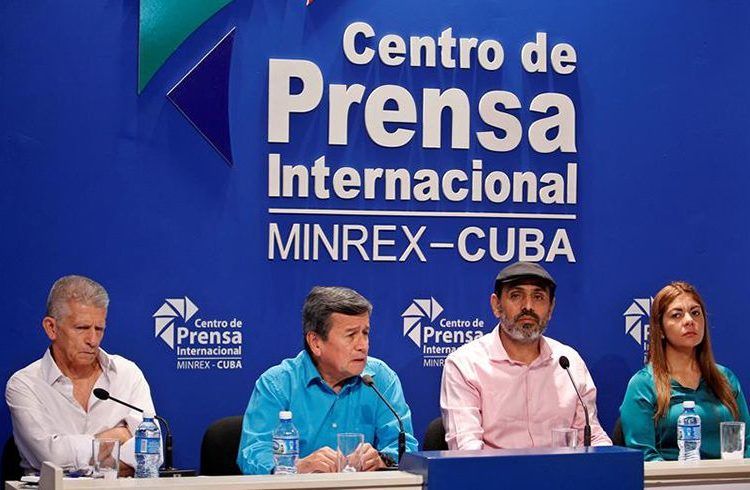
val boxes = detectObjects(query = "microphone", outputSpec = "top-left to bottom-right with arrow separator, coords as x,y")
558,356 -> 592,447
361,375 -> 406,464
93,388 -> 192,476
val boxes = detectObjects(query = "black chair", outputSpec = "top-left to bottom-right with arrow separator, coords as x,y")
200,416 -> 243,476
611,417 -> 625,446
1,436 -> 22,483
422,416 -> 448,451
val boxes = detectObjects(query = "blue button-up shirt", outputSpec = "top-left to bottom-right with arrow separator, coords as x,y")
237,351 -> 418,474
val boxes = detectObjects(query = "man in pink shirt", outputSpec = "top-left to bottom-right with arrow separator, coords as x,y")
440,261 -> 612,450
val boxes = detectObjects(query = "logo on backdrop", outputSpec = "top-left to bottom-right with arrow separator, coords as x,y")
401,297 -> 488,367
153,296 -> 244,370
623,298 -> 652,363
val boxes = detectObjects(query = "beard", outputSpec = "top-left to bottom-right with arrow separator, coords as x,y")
499,308 -> 549,343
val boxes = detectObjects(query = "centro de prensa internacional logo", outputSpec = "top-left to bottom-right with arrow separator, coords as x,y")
623,297 -> 653,363
152,296 -> 244,371
401,297 -> 487,368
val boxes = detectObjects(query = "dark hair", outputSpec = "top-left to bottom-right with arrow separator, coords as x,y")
302,286 -> 372,357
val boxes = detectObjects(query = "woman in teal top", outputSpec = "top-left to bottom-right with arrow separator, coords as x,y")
620,281 -> 750,460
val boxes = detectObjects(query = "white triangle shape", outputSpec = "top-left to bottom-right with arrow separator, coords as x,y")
628,322 -> 642,343
153,303 -> 178,318
635,298 -> 651,314
166,298 -> 186,318
403,317 -> 421,336
623,303 -> 643,316
414,299 -> 431,317
402,303 -> 424,317
407,323 -> 421,347
184,296 -> 199,321
430,297 -> 444,321
155,317 -> 174,337
625,315 -> 641,333
160,324 -> 174,349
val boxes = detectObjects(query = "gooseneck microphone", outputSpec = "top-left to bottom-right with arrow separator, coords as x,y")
361,374 -> 406,463
93,388 -> 177,473
558,356 -> 592,447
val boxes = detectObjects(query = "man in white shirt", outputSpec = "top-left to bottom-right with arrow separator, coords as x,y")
5,275 -> 157,475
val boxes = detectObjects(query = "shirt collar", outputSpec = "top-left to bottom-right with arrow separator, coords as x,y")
300,350 -> 374,389
40,347 -> 115,385
488,325 -> 554,366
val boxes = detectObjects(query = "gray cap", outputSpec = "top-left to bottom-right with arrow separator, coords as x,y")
495,261 -> 556,296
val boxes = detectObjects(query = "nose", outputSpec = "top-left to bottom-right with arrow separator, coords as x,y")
523,296 -> 534,311
85,329 -> 98,347
355,334 -> 368,353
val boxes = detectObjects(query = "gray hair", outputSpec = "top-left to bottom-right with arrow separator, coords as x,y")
302,286 -> 372,355
46,275 -> 109,319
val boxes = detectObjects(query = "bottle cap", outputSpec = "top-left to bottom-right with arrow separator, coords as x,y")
682,400 -> 695,409
143,410 -> 156,419
279,410 -> 292,420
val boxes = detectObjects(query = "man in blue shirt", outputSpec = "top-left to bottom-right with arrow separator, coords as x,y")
237,286 -> 418,474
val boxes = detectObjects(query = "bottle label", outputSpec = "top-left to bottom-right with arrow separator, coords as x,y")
273,437 -> 299,455
136,436 -> 161,454
679,424 -> 701,440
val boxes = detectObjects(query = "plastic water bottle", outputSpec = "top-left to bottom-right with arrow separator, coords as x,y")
135,410 -> 161,478
677,400 -> 701,462
272,410 -> 299,474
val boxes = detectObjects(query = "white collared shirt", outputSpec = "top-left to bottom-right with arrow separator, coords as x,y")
5,348 -> 156,472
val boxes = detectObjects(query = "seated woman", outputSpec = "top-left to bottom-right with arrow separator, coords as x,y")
620,281 -> 750,460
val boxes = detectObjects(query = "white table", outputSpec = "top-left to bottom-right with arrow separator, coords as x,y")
4,463 -> 423,490
645,459 -> 750,489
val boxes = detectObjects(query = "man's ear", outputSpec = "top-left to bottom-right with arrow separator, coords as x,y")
490,293 -> 502,318
547,297 -> 556,322
42,316 -> 58,342
306,331 -> 322,357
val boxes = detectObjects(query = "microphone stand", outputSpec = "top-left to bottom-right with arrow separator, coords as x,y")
94,390 -> 195,476
361,376 -> 406,463
559,358 -> 592,447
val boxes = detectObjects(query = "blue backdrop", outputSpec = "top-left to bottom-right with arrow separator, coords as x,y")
2,0 -> 749,473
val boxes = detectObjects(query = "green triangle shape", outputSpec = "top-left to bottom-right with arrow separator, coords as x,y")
138,0 -> 233,94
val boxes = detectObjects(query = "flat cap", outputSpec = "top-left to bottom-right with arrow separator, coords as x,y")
495,261 -> 556,294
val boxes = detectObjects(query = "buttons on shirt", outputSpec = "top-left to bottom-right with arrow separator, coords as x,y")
332,422 -> 338,428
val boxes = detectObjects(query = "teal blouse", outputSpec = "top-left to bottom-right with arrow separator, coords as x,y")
619,365 -> 750,461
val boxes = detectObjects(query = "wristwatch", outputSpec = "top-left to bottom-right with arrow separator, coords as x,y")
378,452 -> 397,467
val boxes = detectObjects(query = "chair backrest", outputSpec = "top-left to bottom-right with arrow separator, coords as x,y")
422,416 -> 448,451
1,436 -> 22,483
611,417 -> 625,446
200,416 -> 243,476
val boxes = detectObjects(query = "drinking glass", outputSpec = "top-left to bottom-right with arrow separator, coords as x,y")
92,438 -> 120,479
720,421 -> 745,460
551,428 -> 577,448
337,432 -> 365,472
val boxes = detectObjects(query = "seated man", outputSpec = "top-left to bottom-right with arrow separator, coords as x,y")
440,261 -> 612,449
5,275 -> 158,475
237,286 -> 418,474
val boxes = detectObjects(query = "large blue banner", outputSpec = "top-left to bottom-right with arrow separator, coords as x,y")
2,0 -> 749,472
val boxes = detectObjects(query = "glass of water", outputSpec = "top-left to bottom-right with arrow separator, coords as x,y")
551,428 -> 577,448
337,433 -> 365,472
92,438 -> 120,479
720,422 -> 745,460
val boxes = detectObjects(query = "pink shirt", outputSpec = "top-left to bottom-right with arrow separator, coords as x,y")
440,327 -> 612,450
